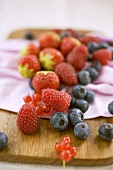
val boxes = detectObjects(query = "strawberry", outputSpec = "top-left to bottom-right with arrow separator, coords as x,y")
39,47 -> 64,70
60,37 -> 81,56
42,89 -> 71,112
18,55 -> 41,78
17,103 -> 40,135
92,49 -> 112,65
38,31 -> 61,49
79,36 -> 100,45
66,45 -> 88,71
32,71 -> 60,94
20,43 -> 40,57
55,62 -> 78,86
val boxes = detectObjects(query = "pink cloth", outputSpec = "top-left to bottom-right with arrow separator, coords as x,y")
0,39 -> 113,119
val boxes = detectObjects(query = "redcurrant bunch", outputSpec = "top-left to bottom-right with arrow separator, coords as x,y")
23,93 -> 51,116
55,136 -> 77,162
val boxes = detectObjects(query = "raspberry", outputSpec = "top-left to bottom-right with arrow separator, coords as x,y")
79,36 -> 100,45
60,37 -> 81,56
39,48 -> 64,70
17,103 -> 40,135
66,45 -> 88,71
18,55 -> 41,78
92,49 -> 112,65
38,31 -> 61,49
55,62 -> 78,86
42,89 -> 71,112
32,71 -> 60,94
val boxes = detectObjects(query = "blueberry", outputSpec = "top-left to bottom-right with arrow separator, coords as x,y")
108,101 -> 113,115
69,97 -> 77,108
50,112 -> 68,131
74,122 -> 90,139
72,85 -> 87,99
0,132 -> 8,149
78,70 -> 91,85
86,67 -> 99,81
76,100 -> 89,113
84,90 -> 95,103
60,31 -> 72,39
91,61 -> 102,72
98,43 -> 108,49
24,32 -> 34,40
98,123 -> 113,140
29,78 -> 35,90
87,42 -> 99,53
68,108 -> 84,126
87,53 -> 93,61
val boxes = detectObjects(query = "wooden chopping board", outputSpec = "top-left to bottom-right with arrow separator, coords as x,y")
0,28 -> 113,166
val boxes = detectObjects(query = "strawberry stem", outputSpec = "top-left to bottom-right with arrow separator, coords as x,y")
62,160 -> 66,170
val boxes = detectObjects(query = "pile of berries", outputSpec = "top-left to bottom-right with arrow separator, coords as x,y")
55,136 -> 77,162
17,28 -> 113,141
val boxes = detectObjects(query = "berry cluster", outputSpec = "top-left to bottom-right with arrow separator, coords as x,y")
17,28 -> 113,141
55,136 -> 77,162
23,93 -> 51,116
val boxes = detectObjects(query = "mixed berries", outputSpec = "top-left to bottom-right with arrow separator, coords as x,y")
17,29 -> 113,143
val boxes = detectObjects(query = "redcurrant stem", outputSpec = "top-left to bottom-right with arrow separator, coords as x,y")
62,160 -> 65,170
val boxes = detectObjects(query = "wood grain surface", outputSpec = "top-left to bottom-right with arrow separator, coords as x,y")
0,28 -> 113,166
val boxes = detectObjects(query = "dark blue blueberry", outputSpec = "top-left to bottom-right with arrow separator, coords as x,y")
74,122 -> 90,139
0,132 -> 8,149
72,85 -> 87,99
60,31 -> 72,39
98,123 -> 113,140
91,61 -> 102,72
87,53 -> 93,61
68,108 -> 84,126
69,97 -> 77,108
86,67 -> 99,81
87,42 -> 99,53
76,100 -> 89,113
108,101 -> 113,115
84,90 -> 95,103
78,70 -> 91,85
24,32 -> 34,40
50,112 -> 68,131
98,43 -> 108,49
29,78 -> 35,90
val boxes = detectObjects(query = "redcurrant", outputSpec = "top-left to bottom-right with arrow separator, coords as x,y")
55,143 -> 62,152
69,146 -> 77,157
61,140 -> 70,150
23,95 -> 32,103
35,105 -> 44,116
62,136 -> 72,144
60,150 -> 72,162
32,93 -> 42,104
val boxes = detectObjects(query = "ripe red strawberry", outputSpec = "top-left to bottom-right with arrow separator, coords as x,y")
66,45 -> 88,71
32,71 -> 60,94
38,31 -> 61,49
92,49 -> 112,65
39,47 -> 64,70
17,103 -> 40,135
20,43 -> 40,56
42,89 -> 71,112
60,37 -> 81,56
55,62 -> 78,86
79,36 -> 100,45
18,55 -> 41,78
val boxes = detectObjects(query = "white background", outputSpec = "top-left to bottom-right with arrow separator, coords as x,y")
0,0 -> 113,39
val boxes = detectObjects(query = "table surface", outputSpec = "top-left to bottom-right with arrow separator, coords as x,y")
1,0 -> 113,169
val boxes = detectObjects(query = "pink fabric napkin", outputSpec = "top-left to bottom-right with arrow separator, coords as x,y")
0,39 -> 113,119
